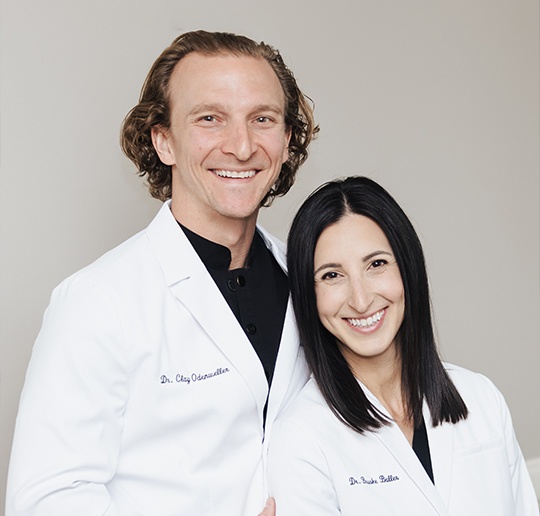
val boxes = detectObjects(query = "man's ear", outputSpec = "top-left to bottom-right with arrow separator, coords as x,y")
282,128 -> 292,163
151,126 -> 176,166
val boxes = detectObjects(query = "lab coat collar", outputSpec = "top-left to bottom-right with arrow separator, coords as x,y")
144,202 -> 298,425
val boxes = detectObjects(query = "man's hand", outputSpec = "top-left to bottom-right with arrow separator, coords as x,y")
258,497 -> 276,516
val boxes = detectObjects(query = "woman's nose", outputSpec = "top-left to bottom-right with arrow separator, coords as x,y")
348,278 -> 373,313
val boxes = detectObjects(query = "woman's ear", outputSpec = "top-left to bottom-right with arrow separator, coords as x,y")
151,126 -> 176,166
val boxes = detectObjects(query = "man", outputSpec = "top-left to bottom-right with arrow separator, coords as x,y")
7,31 -> 318,515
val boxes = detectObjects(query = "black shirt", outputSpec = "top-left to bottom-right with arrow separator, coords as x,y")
412,417 -> 435,483
179,224 -> 289,385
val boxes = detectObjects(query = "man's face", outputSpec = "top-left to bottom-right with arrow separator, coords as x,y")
152,52 -> 291,228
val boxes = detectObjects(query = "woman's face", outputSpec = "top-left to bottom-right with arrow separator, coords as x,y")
313,213 -> 405,373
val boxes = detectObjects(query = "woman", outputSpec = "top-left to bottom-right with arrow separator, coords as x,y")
266,176 -> 538,515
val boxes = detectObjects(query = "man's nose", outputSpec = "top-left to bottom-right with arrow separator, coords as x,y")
221,121 -> 256,161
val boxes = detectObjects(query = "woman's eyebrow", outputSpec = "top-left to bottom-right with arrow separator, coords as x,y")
314,262 -> 341,276
314,251 -> 394,275
362,250 -> 392,263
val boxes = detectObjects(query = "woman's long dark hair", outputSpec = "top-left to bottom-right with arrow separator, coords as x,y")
287,176 -> 468,432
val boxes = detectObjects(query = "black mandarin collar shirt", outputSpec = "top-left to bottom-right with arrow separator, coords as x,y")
413,417 -> 435,484
179,223 -> 289,385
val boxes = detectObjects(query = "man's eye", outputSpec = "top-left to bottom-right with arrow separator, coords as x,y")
200,115 -> 216,122
256,116 -> 271,123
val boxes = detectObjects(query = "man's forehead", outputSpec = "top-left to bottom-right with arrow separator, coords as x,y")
167,52 -> 285,109
170,51 -> 273,82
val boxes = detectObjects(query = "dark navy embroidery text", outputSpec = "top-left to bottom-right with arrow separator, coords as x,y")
161,367 -> 230,385
349,474 -> 400,486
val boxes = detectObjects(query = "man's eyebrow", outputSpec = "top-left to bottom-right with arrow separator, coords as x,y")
188,103 -> 285,117
249,103 -> 284,115
188,103 -> 227,116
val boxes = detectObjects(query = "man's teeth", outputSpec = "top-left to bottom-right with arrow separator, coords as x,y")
348,310 -> 384,328
214,169 -> 256,178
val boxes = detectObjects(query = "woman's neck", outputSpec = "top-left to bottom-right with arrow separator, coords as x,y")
354,356 -> 415,445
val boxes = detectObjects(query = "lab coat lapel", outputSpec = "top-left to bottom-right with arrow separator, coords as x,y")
255,227 -> 306,425
265,300 -> 300,423
424,403 -> 455,509
172,269 -> 269,415
362,387 -> 450,515
145,202 -> 269,417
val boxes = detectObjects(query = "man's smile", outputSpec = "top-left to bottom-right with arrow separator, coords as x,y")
212,169 -> 258,178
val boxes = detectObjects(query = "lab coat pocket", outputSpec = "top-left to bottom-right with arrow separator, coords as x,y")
450,437 -> 514,515
453,436 -> 503,457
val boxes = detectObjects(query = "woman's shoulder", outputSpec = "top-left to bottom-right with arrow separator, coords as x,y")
443,362 -> 497,387
442,362 -> 506,414
282,377 -> 330,415
273,377 -> 340,433
268,376 -> 362,478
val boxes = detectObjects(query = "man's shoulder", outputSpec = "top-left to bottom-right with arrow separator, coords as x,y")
54,229 -> 153,298
58,204 -> 175,290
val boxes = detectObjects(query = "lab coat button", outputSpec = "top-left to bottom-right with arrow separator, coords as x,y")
236,275 -> 246,287
246,324 -> 257,335
227,279 -> 236,292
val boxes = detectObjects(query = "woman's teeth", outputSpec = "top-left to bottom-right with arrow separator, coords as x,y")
348,310 -> 385,328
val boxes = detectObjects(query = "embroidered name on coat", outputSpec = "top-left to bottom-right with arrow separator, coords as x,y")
349,474 -> 400,486
160,367 -> 230,386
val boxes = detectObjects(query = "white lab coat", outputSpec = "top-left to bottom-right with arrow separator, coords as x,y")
7,201 -> 309,516
267,364 -> 538,515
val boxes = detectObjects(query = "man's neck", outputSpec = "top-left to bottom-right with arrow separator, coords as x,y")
171,205 -> 258,270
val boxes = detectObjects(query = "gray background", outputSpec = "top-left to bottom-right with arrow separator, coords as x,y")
1,0 -> 539,507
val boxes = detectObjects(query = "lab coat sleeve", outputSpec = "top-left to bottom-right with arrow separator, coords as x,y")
267,418 -> 341,516
6,275 -> 129,515
489,375 -> 540,515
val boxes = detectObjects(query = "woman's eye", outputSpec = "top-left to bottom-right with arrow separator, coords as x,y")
371,259 -> 388,269
320,271 -> 339,281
